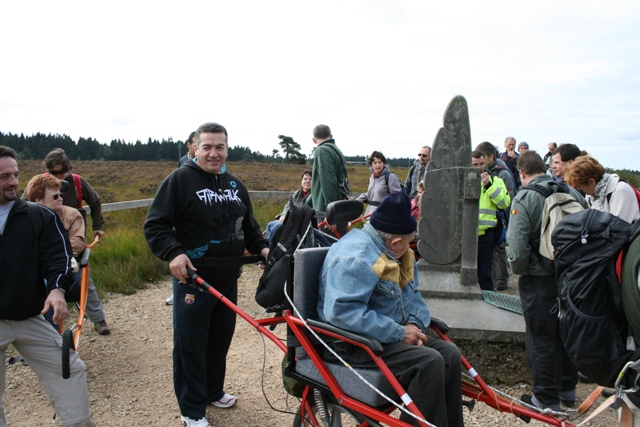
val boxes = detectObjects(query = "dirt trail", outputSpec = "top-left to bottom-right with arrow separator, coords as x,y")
3,266 -> 618,426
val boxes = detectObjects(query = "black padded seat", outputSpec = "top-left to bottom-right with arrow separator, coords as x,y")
292,247 -> 398,407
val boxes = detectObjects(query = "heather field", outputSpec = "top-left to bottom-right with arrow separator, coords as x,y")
16,160 -> 399,294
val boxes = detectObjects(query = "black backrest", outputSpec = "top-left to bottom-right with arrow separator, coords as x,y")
292,247 -> 330,321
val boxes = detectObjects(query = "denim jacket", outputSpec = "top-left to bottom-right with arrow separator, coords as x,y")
317,223 -> 431,344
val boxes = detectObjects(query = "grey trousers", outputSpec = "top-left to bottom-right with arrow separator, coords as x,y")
85,272 -> 106,324
0,316 -> 94,427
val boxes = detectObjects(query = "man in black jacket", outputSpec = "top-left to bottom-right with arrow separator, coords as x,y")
144,122 -> 269,427
0,146 -> 94,427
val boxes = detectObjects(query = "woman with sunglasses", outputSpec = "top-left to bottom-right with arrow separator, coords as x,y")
25,174 -> 86,327
26,174 -> 86,258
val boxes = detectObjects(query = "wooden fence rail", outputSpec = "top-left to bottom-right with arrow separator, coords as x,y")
84,191 -> 293,213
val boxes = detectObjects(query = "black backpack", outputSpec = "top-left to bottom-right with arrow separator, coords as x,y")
552,209 -> 640,386
255,198 -> 320,310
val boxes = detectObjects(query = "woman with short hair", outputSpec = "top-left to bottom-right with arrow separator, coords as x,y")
357,151 -> 403,216
564,155 -> 639,223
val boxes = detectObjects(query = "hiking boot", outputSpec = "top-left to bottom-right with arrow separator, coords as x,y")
496,283 -> 508,291
212,392 -> 237,408
521,394 -> 561,412
94,320 -> 110,335
181,416 -> 210,427
561,399 -> 576,408
165,294 -> 174,305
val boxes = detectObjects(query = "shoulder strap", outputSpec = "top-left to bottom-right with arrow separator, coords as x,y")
523,183 -> 552,198
72,174 -> 83,209
384,170 -> 390,187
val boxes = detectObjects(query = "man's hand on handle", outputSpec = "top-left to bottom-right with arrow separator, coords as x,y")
170,254 -> 197,283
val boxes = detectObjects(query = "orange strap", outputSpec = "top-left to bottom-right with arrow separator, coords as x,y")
577,385 -> 604,414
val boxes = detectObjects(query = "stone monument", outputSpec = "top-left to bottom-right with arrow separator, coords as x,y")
417,95 -> 481,299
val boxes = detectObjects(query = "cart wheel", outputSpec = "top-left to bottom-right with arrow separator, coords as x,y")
61,329 -> 75,379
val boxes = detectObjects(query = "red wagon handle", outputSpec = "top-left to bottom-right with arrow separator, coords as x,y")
186,268 -> 287,353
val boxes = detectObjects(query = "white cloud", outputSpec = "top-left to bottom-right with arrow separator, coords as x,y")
0,0 -> 638,169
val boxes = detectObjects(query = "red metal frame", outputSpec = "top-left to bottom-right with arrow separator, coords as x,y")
189,269 -> 576,427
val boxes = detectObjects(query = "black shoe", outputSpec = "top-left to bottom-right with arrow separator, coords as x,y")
561,399 -> 576,408
496,283 -> 508,291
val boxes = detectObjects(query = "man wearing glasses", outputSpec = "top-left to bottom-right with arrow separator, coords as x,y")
405,146 -> 431,199
41,148 -> 110,335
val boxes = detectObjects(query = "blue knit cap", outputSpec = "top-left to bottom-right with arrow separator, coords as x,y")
370,191 -> 417,235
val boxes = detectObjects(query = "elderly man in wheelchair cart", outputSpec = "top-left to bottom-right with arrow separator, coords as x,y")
313,191 -> 463,426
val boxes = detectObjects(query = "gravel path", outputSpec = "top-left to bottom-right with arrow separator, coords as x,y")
3,266 -> 619,426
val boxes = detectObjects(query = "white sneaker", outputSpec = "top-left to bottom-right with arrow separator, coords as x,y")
165,294 -> 174,305
181,416 -> 210,427
211,392 -> 237,408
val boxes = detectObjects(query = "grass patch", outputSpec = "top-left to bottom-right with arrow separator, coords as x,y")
88,208 -> 168,296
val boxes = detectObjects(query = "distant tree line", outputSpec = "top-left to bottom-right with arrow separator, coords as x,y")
0,130 -> 417,168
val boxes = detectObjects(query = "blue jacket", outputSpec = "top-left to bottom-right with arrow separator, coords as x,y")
317,223 -> 431,344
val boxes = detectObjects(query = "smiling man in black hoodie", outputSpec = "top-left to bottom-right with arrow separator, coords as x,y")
144,122 -> 269,427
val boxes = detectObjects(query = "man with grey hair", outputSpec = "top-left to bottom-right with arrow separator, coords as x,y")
543,142 -> 557,166
145,122 -> 269,427
308,124 -> 350,235
405,146 -> 431,199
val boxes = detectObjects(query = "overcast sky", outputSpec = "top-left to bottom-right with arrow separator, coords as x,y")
1,1 -> 639,170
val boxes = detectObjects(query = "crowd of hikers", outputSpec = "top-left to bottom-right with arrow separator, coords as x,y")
1,126 -> 639,427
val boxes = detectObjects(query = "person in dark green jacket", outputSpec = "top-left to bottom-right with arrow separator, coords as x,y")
507,150 -> 587,412
308,124 -> 350,235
